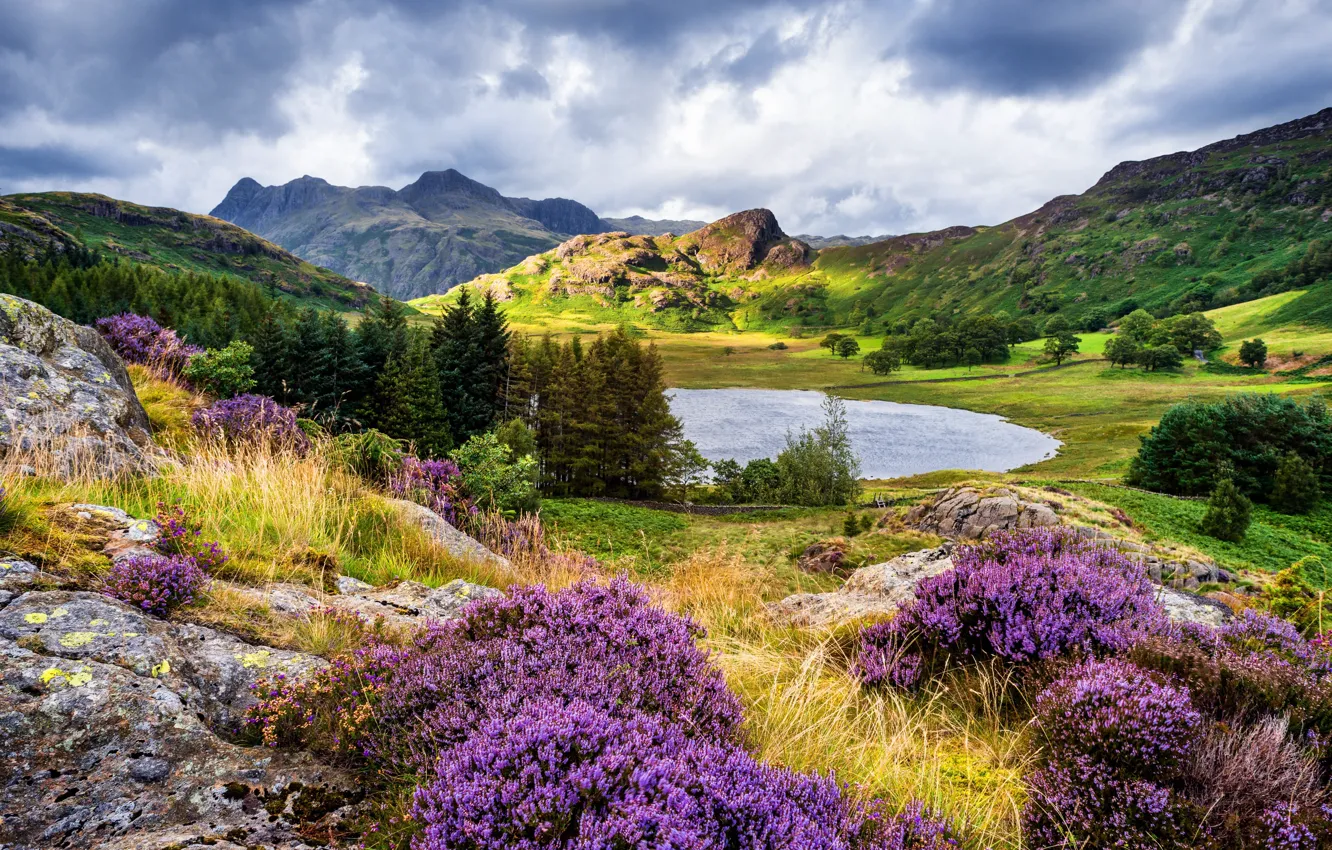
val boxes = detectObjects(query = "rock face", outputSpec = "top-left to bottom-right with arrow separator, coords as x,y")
675,209 -> 811,275
0,591 -> 359,849
905,488 -> 1059,539
795,540 -> 847,575
766,545 -> 955,629
1154,586 -> 1234,627
0,295 -> 155,478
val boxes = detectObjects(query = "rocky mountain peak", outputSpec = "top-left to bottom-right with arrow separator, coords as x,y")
399,168 -> 510,214
678,208 -> 811,275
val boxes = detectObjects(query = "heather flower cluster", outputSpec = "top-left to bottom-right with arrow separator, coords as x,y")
103,553 -> 210,617
857,528 -> 1165,687
95,312 -> 201,378
154,501 -> 227,572
191,393 -> 310,453
1023,659 -> 1199,849
387,455 -> 471,525
248,578 -> 961,850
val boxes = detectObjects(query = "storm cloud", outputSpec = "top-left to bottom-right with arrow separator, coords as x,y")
0,0 -> 1329,236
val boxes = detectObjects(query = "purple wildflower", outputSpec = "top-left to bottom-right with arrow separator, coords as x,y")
192,394 -> 310,452
153,501 -> 227,572
412,699 -> 863,850
387,455 -> 470,525
858,527 -> 1166,688
95,313 -> 201,378
103,554 -> 210,617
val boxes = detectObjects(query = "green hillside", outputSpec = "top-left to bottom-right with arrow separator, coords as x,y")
0,191 -> 377,309
418,107 -> 1332,333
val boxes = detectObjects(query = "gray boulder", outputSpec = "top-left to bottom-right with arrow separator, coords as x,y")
0,639 -> 359,849
0,294 -> 156,478
246,576 -> 505,631
0,593 -> 360,850
1155,586 -> 1233,626
905,487 -> 1058,539
0,590 -> 324,733
389,498 -> 511,569
766,545 -> 955,629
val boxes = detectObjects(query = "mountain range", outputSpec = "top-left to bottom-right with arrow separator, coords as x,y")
423,107 -> 1332,333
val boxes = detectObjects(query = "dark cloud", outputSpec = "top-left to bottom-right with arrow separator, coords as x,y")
498,66 -> 552,99
0,145 -> 131,185
901,0 -> 1189,96
0,0 -> 310,138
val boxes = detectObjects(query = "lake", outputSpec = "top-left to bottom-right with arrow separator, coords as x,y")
667,388 -> 1060,480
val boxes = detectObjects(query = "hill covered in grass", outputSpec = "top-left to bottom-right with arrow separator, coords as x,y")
0,191 -> 376,309
427,107 -> 1332,333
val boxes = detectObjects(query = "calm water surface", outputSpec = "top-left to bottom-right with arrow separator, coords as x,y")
667,388 -> 1060,479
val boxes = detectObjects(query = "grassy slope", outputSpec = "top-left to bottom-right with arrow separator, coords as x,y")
0,192 -> 378,309
415,112 -> 1332,333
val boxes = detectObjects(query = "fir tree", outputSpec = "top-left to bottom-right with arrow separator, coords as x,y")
372,331 -> 452,459
320,312 -> 368,420
249,309 -> 295,402
357,296 -> 409,378
291,307 -> 332,407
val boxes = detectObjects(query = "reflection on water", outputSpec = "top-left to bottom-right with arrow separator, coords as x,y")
667,388 -> 1060,480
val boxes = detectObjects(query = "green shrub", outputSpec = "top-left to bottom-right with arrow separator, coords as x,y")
842,513 -> 862,537
183,340 -> 255,398
1127,394 -> 1332,500
1271,451 -> 1321,514
776,397 -> 861,506
1200,479 -> 1252,542
332,429 -> 405,483
767,341 -> 788,350
451,431 -> 540,513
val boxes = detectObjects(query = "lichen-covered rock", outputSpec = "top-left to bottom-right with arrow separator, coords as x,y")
1154,585 -> 1233,626
0,591 -> 324,733
0,294 -> 156,478
766,545 -> 955,629
389,498 -> 511,569
246,576 -> 505,631
904,487 -> 1058,539
0,634 -> 362,849
63,501 -> 162,562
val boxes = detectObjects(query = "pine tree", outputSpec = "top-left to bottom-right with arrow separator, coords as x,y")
471,291 -> 512,431
1272,451 -> 1321,514
291,307 -> 332,408
1200,478 -> 1252,541
249,309 -> 294,402
372,332 -> 452,459
357,296 -> 409,378
320,312 -> 368,420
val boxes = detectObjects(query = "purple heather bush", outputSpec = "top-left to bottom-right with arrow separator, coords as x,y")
1024,659 -> 1200,849
1035,657 -> 1199,778
103,553 -> 210,617
191,393 -> 310,453
858,527 -> 1166,687
153,501 -> 227,572
387,455 -> 471,526
95,312 -> 201,378
476,512 -> 600,578
413,700 -> 865,850
248,578 -> 964,850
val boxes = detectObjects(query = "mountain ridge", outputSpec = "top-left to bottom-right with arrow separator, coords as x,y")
424,106 -> 1332,333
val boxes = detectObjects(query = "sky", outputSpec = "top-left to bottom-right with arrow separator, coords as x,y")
1,0 -> 1330,237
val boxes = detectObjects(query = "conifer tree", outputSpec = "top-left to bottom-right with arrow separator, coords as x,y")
1272,451 -> 1321,514
320,312 -> 368,419
357,296 -> 409,378
249,309 -> 295,402
372,331 -> 452,459
1201,478 -> 1252,541
291,307 -> 332,407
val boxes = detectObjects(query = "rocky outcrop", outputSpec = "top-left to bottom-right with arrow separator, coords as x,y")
795,540 -> 847,575
0,295 -> 156,478
905,487 -> 1058,540
767,542 -> 1235,630
675,209 -> 811,276
0,591 -> 358,849
766,545 -> 955,629
257,577 -> 504,631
